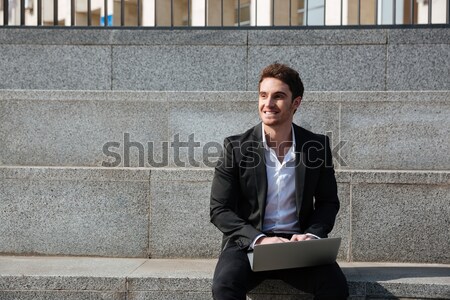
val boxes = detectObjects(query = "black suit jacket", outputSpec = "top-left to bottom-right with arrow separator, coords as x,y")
210,122 -> 339,250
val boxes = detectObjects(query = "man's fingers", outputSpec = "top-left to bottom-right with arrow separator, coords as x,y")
256,236 -> 289,245
290,234 -> 313,241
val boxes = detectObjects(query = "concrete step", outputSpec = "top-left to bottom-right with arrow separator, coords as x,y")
0,256 -> 448,300
1,166 -> 449,264
0,28 -> 448,92
0,90 -> 449,170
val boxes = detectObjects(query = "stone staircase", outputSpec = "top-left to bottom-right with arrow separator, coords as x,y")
0,28 -> 449,299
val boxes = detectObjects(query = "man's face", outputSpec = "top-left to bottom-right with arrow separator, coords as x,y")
258,77 -> 301,128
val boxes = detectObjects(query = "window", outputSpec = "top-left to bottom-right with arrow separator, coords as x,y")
297,0 -> 325,25
235,2 -> 250,26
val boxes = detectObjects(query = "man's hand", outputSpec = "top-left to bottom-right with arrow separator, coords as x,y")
290,234 -> 316,242
255,236 -> 289,245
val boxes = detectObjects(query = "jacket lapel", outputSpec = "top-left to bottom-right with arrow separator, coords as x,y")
294,124 -> 307,218
253,123 -> 267,229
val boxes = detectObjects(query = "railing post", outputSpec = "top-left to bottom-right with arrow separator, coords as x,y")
88,0 -> 92,26
104,0 -> 108,27
271,0 -> 274,26
393,0 -> 396,25
255,0 -> 257,26
54,0 -> 58,25
375,0 -> 378,25
289,0 -> 292,26
358,0 -> 361,25
20,0 -> 25,25
428,0 -> 432,24
38,0 -> 42,25
171,0 -> 174,27
71,0 -> 75,26
306,0 -> 309,26
238,0 -> 241,27
137,0 -> 141,26
121,0 -> 124,26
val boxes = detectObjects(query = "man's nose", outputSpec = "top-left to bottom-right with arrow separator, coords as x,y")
266,97 -> 276,107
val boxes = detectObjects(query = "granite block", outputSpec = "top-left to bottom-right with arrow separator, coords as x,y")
329,183 -> 351,261
0,28 -> 113,45
349,170 -> 450,185
167,101 -> 260,167
0,166 -> 151,182
166,91 -> 256,102
340,91 -> 450,103
366,281 -> 450,299
0,90 -> 109,101
340,101 -> 450,170
0,168 -> 150,257
0,99 -> 168,167
149,169 -> 222,258
112,45 -> 247,91
167,99 -> 340,168
127,259 -> 213,291
248,45 -> 385,91
350,184 -> 450,263
111,29 -> 247,45
0,291 -> 126,300
387,44 -> 450,90
248,29 -> 387,45
388,28 -> 450,44
128,291 -> 212,300
0,45 -> 111,90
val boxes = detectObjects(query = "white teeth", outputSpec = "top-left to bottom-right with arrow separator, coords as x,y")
264,112 -> 276,115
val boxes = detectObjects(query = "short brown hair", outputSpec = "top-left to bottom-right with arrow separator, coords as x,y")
258,63 -> 304,100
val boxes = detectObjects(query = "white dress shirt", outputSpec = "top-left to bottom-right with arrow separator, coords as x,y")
262,125 -> 299,234
250,125 -> 319,248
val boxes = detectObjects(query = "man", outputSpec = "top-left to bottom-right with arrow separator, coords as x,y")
210,63 -> 349,300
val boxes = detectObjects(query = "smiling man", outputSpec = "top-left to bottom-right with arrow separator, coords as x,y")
210,63 -> 349,300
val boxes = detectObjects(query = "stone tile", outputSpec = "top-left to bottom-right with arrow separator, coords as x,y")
0,291 -> 126,300
350,184 -> 450,263
0,166 -> 151,182
0,28 -> 113,45
349,170 -> 450,185
293,101 -> 342,167
387,44 -> 450,90
111,29 -> 247,45
248,45 -> 385,91
128,291 -> 212,300
167,100 -> 259,167
149,169 -> 222,258
329,183 -> 351,261
167,99 -> 340,168
0,99 -> 168,167
340,91 -> 450,103
112,46 -> 247,91
248,29 -> 386,45
128,259 -> 214,291
388,28 -> 450,44
340,101 -> 450,170
366,281 -> 450,299
0,90 -> 109,101
0,169 -> 150,257
0,45 -> 111,90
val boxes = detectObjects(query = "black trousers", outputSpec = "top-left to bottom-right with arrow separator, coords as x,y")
212,241 -> 349,300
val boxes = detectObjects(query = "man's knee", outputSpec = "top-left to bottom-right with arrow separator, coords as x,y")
212,279 -> 247,300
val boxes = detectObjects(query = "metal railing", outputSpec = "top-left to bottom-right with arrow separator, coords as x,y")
1,0 -> 449,27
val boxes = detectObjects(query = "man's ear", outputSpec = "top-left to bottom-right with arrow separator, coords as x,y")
292,96 -> 302,109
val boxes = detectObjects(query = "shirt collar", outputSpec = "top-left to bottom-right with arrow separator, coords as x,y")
261,124 -> 296,152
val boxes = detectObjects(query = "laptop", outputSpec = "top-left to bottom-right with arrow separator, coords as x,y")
247,237 -> 341,272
